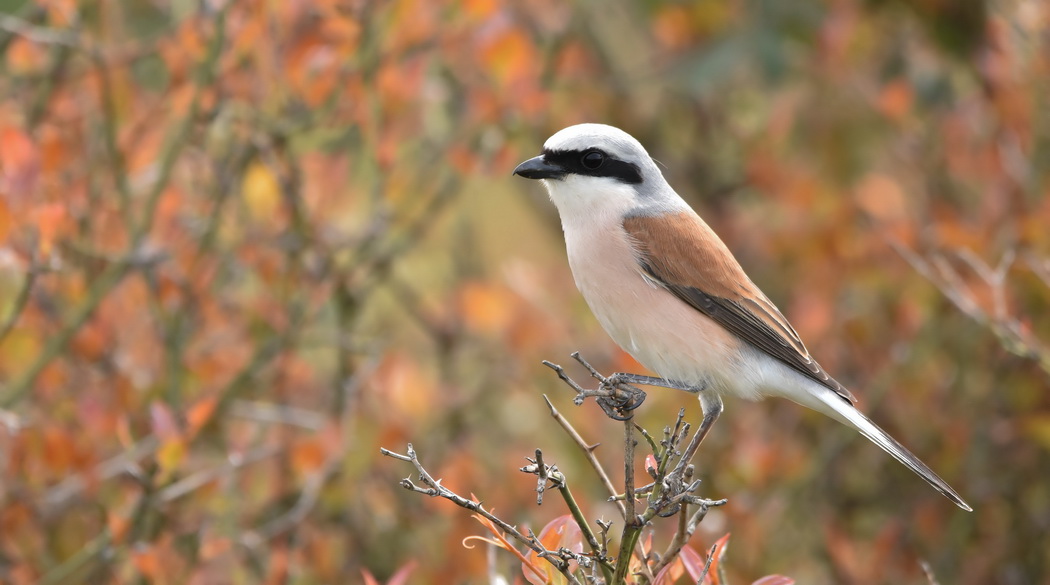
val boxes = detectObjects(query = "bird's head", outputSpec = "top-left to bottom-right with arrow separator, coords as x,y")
513,124 -> 683,221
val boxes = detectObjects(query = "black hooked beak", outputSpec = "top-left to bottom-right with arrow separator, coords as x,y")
513,155 -> 566,180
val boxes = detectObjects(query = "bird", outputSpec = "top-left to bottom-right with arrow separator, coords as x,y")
513,123 -> 971,511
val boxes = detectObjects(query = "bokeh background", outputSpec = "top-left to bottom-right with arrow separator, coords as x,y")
0,0 -> 1048,583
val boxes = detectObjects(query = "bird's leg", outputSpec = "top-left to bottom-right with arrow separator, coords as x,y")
604,373 -> 698,393
655,393 -> 723,517
673,393 -> 722,475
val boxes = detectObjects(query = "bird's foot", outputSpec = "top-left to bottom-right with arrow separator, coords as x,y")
595,376 -> 647,420
541,354 -> 648,420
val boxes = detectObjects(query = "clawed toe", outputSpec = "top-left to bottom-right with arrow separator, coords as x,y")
596,380 -> 647,420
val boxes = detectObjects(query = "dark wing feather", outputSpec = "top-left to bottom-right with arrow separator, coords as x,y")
642,262 -> 855,404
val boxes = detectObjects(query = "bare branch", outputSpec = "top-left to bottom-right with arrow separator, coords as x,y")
895,242 -> 1050,377
381,444 -> 582,584
230,400 -> 328,431
919,559 -> 941,585
0,13 -> 80,47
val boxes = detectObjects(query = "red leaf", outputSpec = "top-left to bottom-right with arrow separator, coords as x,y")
645,453 -> 658,474
752,576 -> 795,585
679,545 -> 710,584
386,561 -> 418,585
652,557 -> 684,585
149,401 -> 181,441
361,570 -> 381,585
709,533 -> 731,585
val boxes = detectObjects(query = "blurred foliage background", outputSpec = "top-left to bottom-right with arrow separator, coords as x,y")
0,0 -> 1047,583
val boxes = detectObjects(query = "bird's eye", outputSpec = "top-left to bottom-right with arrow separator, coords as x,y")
581,151 -> 605,170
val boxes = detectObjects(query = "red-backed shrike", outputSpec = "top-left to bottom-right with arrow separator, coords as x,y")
514,123 -> 970,511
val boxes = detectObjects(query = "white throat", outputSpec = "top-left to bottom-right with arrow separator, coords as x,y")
542,175 -> 640,236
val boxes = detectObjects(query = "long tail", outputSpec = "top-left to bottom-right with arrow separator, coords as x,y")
796,387 -> 972,511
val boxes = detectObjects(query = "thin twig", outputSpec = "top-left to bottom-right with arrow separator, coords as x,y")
541,395 -> 625,519
158,445 -> 281,503
230,400 -> 328,431
240,459 -> 341,546
651,498 -> 724,576
695,544 -> 718,585
0,254 -> 38,342
894,242 -> 1050,377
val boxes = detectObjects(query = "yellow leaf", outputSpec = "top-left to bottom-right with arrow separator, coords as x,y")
241,162 -> 282,221
156,438 -> 186,476
1023,416 -> 1050,451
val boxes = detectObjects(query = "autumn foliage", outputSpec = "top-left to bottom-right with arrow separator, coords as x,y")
0,0 -> 1048,583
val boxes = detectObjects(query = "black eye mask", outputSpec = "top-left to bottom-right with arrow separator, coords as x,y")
542,148 -> 643,184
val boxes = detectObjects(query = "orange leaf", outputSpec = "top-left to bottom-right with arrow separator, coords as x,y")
5,37 -> 48,75
291,436 -> 326,475
371,351 -> 437,423
468,512 -> 547,583
877,79 -> 913,121
31,203 -> 68,256
199,537 -> 232,561
855,174 -> 907,223
185,396 -> 218,438
132,546 -> 163,581
42,426 -> 76,474
0,126 -> 39,205
523,515 -> 584,585
0,198 -> 13,241
71,320 -> 109,360
107,511 -> 131,544
463,0 -> 497,20
458,281 -> 519,334
480,27 -> 538,87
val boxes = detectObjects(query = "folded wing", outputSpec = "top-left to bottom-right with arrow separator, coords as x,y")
623,212 -> 856,405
